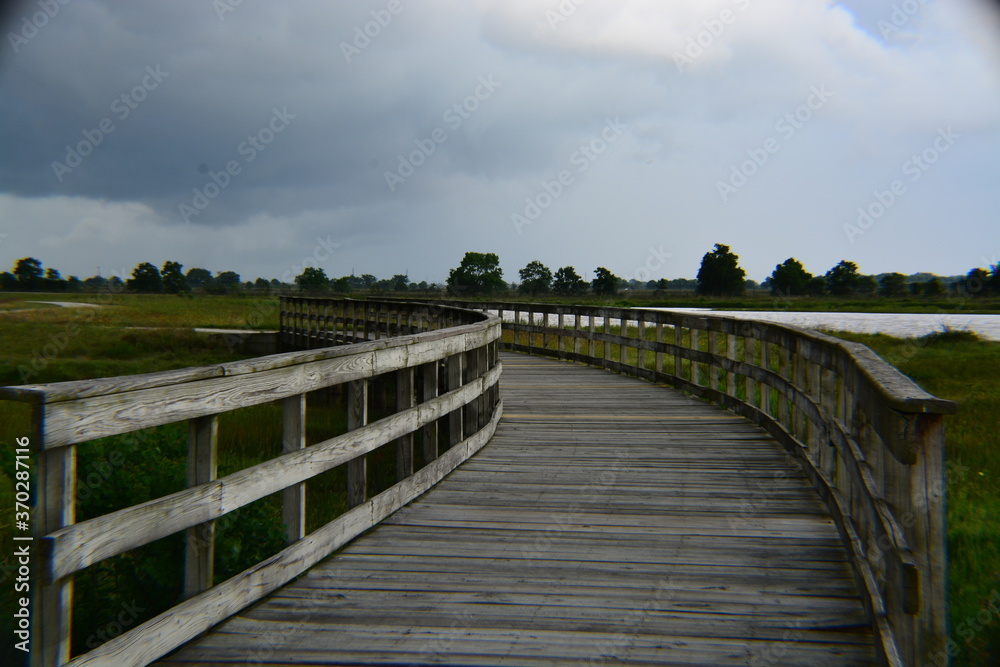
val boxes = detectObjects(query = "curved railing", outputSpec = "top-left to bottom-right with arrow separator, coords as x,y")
445,300 -> 953,667
2,299 -> 501,667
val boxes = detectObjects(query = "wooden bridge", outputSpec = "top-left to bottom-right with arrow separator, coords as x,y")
4,298 -> 954,666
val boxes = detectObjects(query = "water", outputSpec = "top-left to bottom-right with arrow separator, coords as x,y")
489,307 -> 1000,341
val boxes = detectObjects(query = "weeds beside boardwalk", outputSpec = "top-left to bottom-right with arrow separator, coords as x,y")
0,293 -> 996,664
832,330 -> 1000,666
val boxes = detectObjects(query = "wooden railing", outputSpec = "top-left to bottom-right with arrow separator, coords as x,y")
449,300 -> 953,667
3,299 -> 502,667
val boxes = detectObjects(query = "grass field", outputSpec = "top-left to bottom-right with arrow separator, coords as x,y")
0,292 -> 996,663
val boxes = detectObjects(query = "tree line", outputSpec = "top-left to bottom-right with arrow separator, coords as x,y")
3,245 -> 998,300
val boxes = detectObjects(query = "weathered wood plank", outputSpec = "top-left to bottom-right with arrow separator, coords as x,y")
155,352 -> 874,667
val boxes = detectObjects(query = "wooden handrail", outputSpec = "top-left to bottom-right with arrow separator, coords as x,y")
445,300 -> 953,667
4,298 -> 501,667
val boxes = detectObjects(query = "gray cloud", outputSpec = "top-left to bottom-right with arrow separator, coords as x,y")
1,0 -> 998,284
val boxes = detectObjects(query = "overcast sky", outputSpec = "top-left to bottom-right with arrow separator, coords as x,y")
1,0 -> 998,285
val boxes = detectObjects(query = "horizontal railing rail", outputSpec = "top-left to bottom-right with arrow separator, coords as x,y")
3,298 -> 501,667
445,300 -> 953,667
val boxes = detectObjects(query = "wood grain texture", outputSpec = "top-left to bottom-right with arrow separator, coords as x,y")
156,353 -> 875,667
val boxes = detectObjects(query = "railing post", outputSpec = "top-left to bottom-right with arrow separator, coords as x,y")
637,314 -> 646,372
909,414 -> 948,663
422,362 -> 439,462
745,335 -> 756,407
185,414 -> 218,599
655,319 -> 664,376
674,323 -> 683,380
726,332 -> 737,398
347,380 -> 368,507
709,330 -> 720,391
691,329 -> 701,386
447,354 -> 463,448
35,403 -> 75,667
588,312 -> 596,359
463,348 -> 480,437
282,395 -> 306,544
396,368 -> 414,481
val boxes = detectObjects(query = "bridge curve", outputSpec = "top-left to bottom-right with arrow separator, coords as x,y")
156,352 -> 874,666
3,297 -> 954,667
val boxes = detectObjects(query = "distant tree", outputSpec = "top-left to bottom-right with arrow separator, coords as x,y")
332,276 -> 352,293
806,276 -> 826,296
66,276 -> 82,292
592,267 -> 620,297
295,267 -> 330,292
83,276 -> 107,291
216,271 -> 242,291
127,262 -> 162,293
447,252 -> 505,296
185,268 -> 214,291
162,261 -> 189,295
518,260 -> 552,296
108,276 -> 125,291
552,266 -> 587,296
857,274 -> 877,296
391,274 -> 410,291
922,277 -> 943,297
44,268 -> 67,292
0,272 -> 17,290
878,273 -> 907,298
824,260 -> 862,297
13,257 -> 43,290
418,281 -> 429,290
696,244 -> 746,296
360,274 -> 377,289
990,264 -> 1000,295
768,258 -> 812,296
254,278 -> 271,291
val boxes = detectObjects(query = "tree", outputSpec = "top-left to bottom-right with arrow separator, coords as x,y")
254,278 -> 271,292
696,244 -> 746,296
185,268 -> 214,291
215,271 -> 242,293
162,261 -> 189,295
360,274 -> 377,289
552,266 -> 587,296
447,252 -> 505,296
591,267 -> 620,296
768,258 -> 813,296
295,267 -> 330,292
127,262 -> 162,293
332,276 -> 352,293
518,260 -> 552,295
391,274 -> 409,292
13,257 -> 43,290
44,268 -> 67,292
878,273 -> 907,298
824,260 -> 862,297
0,272 -> 17,290
922,277 -> 943,297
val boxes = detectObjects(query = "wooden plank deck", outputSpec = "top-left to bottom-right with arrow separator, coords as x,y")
156,352 -> 875,666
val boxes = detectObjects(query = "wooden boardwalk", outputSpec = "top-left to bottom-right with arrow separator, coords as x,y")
157,352 -> 874,666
